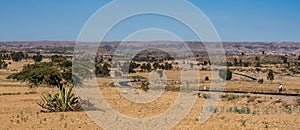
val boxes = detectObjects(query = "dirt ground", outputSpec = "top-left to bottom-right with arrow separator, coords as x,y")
0,62 -> 299,129
0,85 -> 299,129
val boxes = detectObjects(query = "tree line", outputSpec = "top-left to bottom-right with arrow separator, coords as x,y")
0,51 -> 43,62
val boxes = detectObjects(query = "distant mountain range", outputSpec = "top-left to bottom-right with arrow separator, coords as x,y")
1,41 -> 300,55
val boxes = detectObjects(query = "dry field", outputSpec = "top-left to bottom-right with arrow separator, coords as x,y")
0,61 -> 299,129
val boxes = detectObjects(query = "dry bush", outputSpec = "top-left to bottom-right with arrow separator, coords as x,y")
295,98 -> 300,106
221,94 -> 240,101
281,101 -> 291,109
247,96 -> 260,103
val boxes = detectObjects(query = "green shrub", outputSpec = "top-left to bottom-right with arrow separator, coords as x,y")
267,70 -> 274,83
141,81 -> 149,92
258,78 -> 264,84
204,76 -> 209,81
33,54 -> 43,62
199,93 -> 212,99
37,85 -> 82,112
233,107 -> 251,114
241,94 -> 251,98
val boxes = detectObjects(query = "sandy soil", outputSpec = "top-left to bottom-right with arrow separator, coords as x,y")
0,62 -> 299,129
0,85 -> 299,130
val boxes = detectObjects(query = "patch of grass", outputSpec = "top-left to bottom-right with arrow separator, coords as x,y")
60,114 -> 65,121
165,85 -> 180,92
240,118 -> 246,126
0,92 -> 21,96
272,99 -> 282,104
241,94 -> 251,98
263,121 -> 269,128
130,75 -> 146,80
257,100 -> 263,103
247,96 -> 260,103
198,93 -> 212,99
36,112 -> 39,118
24,91 -> 38,95
11,111 -> 29,124
221,94 -> 240,101
222,106 -> 252,114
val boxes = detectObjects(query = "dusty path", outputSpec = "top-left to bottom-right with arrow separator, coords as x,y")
196,89 -> 300,97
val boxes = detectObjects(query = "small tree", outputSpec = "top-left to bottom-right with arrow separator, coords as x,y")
32,54 -> 43,62
219,69 -> 232,80
203,61 -> 208,66
11,51 -> 25,62
234,58 -> 238,66
205,76 -> 209,81
239,59 -> 243,66
255,62 -> 261,67
146,63 -> 152,72
164,62 -> 173,70
281,56 -> 288,64
140,63 -> 147,72
267,70 -> 274,84
243,62 -> 250,67
129,62 -> 139,73
95,62 -> 111,77
153,62 -> 159,70
258,78 -> 264,84
51,55 -> 66,63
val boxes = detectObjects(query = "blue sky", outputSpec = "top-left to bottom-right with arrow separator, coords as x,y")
0,0 -> 299,42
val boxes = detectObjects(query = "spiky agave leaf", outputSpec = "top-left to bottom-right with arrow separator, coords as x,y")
38,85 -> 82,112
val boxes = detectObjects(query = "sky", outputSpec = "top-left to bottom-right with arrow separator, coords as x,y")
0,0 -> 299,42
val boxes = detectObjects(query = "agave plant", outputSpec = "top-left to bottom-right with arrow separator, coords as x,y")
7,58 -> 93,112
37,85 -> 82,112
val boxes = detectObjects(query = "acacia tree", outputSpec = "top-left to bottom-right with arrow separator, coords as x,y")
11,51 -> 25,62
267,70 -> 274,84
7,59 -> 84,112
51,55 -> 66,62
32,54 -> 43,62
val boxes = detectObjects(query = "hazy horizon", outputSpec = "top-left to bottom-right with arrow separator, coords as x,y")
2,40 -> 300,43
